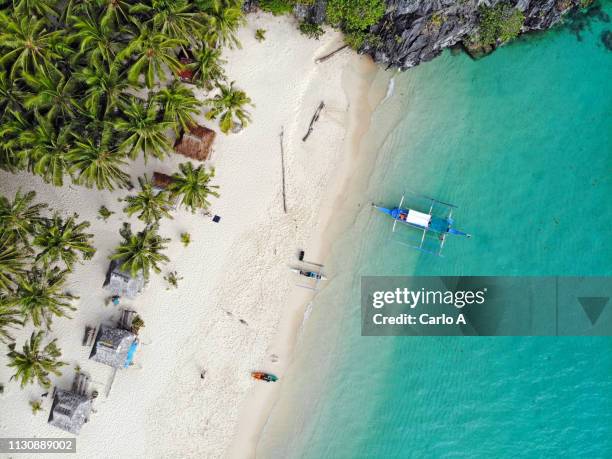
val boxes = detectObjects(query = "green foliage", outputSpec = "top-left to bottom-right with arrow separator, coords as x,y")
429,12 -> 444,29
0,301 -> 23,344
6,267 -> 77,329
110,224 -> 170,279
180,232 -> 191,247
473,2 -> 525,46
299,22 -> 325,40
164,271 -> 183,290
169,162 -> 220,213
32,214 -> 96,269
30,399 -> 43,414
344,30 -> 382,50
187,46 -> 227,91
7,330 -> 66,389
154,82 -> 202,134
255,29 -> 267,42
98,205 -> 114,221
0,0 -> 247,190
326,0 -> 386,32
123,176 -> 174,224
205,81 -> 253,134
259,0 -> 294,16
131,315 -> 145,334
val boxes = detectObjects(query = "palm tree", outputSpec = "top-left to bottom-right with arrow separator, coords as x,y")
0,190 -> 47,244
205,81 -> 253,134
123,176 -> 173,224
69,7 -> 122,66
0,111 -> 29,173
18,113 -> 72,186
13,0 -> 58,17
153,81 -> 202,134
0,233 -> 28,293
68,136 -> 130,190
22,70 -> 79,121
0,71 -> 24,122
147,0 -> 206,44
169,162 -> 219,213
0,301 -> 23,344
110,224 -> 170,279
93,0 -> 133,29
7,267 -> 77,329
7,330 -> 66,389
119,23 -> 185,89
187,46 -> 226,91
33,214 -> 96,269
76,60 -> 131,118
200,0 -> 245,49
0,14 -> 63,78
115,98 -> 172,161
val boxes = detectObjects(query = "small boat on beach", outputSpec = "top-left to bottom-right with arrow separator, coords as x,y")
373,191 -> 471,256
251,372 -> 278,382
289,268 -> 327,281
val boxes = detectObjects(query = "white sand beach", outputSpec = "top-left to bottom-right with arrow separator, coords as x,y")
0,14 -> 385,458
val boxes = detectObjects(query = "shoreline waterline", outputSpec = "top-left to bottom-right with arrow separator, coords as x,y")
226,51 -> 391,459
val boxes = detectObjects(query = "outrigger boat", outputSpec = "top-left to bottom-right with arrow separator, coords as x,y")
289,268 -> 327,281
251,371 -> 278,382
373,191 -> 471,256
290,261 -> 327,291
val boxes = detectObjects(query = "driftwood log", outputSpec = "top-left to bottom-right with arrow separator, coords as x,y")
315,44 -> 349,64
302,101 -> 325,142
279,127 -> 287,213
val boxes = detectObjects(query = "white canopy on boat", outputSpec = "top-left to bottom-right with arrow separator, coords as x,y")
406,209 -> 431,227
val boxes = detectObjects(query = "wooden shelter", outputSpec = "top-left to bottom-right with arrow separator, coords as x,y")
174,124 -> 215,161
152,172 -> 174,190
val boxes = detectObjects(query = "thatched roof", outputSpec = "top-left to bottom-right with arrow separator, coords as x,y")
103,260 -> 145,299
48,389 -> 92,435
174,124 -> 215,161
89,325 -> 137,369
152,172 -> 174,190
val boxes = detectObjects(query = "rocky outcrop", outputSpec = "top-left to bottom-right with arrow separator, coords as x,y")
246,0 -> 590,69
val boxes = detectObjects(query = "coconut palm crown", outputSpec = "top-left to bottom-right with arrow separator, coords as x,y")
33,213 -> 96,269
123,176 -> 173,224
110,223 -> 170,279
7,330 -> 66,388
169,162 -> 219,213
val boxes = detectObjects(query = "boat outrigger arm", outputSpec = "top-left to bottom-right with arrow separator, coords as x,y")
373,191 -> 471,256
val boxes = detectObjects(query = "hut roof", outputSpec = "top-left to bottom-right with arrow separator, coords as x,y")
174,124 -> 215,161
48,389 -> 92,435
152,172 -> 174,190
103,260 -> 145,299
89,325 -> 137,369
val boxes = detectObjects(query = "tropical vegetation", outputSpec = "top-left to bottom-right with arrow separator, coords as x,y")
205,81 -> 253,134
123,176 -> 174,224
0,188 -> 91,395
0,0 -> 249,189
471,2 -> 525,47
169,162 -> 220,213
7,330 -> 66,388
111,223 -> 170,279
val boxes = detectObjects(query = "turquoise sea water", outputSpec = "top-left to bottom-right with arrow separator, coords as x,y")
260,3 -> 612,458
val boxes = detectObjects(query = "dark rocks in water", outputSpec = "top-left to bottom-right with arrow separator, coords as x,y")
246,0 -> 590,69
602,30 -> 612,50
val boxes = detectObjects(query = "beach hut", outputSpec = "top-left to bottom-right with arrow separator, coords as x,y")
48,389 -> 92,435
103,260 -> 145,299
89,325 -> 138,369
174,124 -> 215,161
152,171 -> 174,190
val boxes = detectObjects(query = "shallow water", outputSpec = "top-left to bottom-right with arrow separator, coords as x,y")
259,3 -> 612,457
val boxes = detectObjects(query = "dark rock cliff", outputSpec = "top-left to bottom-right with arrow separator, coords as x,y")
245,0 -> 589,69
